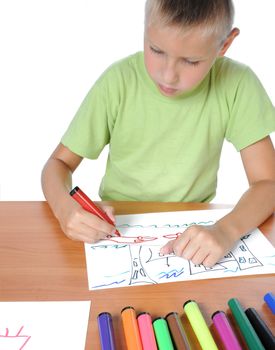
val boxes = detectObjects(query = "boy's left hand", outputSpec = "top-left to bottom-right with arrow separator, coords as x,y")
160,223 -> 237,267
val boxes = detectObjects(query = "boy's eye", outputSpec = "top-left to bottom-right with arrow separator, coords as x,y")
149,46 -> 200,66
183,59 -> 200,66
150,46 -> 163,55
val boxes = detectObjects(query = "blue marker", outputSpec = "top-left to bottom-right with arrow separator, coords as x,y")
264,292 -> 275,314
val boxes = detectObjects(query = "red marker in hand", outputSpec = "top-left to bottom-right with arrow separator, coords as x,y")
70,186 -> 120,236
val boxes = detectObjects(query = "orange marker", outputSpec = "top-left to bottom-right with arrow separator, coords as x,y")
121,306 -> 143,350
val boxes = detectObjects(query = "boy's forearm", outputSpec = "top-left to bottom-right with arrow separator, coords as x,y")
216,180 -> 275,240
41,158 -> 73,220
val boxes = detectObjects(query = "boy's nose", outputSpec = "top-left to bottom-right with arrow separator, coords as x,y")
162,61 -> 179,86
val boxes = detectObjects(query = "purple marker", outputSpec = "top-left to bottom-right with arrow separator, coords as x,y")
97,312 -> 116,350
212,311 -> 242,350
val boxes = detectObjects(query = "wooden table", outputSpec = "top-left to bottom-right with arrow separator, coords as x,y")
0,201 -> 274,349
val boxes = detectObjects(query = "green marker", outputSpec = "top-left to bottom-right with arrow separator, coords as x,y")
228,298 -> 265,350
183,300 -> 218,350
153,317 -> 174,350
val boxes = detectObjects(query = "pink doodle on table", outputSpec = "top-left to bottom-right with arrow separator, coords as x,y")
0,326 -> 31,349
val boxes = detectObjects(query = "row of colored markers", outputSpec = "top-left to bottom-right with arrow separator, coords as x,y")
97,292 -> 275,350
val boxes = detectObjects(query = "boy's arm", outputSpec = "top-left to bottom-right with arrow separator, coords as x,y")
161,136 -> 275,267
41,143 -> 116,242
216,135 -> 275,240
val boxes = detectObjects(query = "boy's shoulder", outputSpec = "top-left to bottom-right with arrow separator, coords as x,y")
212,56 -> 261,95
98,52 -> 142,82
213,56 -> 250,80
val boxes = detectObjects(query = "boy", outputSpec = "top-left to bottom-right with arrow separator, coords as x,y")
41,0 -> 275,267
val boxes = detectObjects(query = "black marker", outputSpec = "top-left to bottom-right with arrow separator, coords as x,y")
245,307 -> 275,350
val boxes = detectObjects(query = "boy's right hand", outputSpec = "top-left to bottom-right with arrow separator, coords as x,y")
57,201 -> 117,243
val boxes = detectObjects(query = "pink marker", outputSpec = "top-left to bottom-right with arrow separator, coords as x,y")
212,311 -> 242,350
137,312 -> 158,350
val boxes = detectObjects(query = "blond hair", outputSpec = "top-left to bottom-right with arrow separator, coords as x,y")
145,0 -> 235,41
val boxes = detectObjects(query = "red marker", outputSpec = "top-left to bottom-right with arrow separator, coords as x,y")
70,186 -> 120,236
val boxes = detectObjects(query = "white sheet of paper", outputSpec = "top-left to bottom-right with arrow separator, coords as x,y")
84,209 -> 275,290
0,301 -> 91,350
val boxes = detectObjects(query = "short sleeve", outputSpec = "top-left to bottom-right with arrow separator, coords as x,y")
225,66 -> 275,151
61,68 -> 119,159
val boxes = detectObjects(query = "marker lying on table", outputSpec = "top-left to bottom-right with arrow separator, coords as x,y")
121,306 -> 143,350
165,311 -> 191,350
153,317 -> 174,350
183,300 -> 218,350
264,292 -> 275,315
245,307 -> 275,350
97,312 -> 116,350
70,186 -> 120,236
137,312 -> 158,350
228,298 -> 265,350
212,310 -> 242,350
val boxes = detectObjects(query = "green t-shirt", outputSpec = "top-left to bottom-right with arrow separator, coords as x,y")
61,52 -> 275,202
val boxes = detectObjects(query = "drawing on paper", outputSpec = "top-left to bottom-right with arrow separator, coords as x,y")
87,235 -> 264,289
84,210 -> 275,290
0,301 -> 91,350
0,326 -> 31,349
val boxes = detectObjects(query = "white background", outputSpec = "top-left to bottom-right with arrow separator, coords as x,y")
0,0 -> 274,203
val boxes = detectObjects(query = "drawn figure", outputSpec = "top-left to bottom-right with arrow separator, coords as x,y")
129,245 -> 157,285
107,235 -> 158,244
98,219 -> 215,247
231,238 -> 263,270
117,221 -> 214,229
188,262 -> 227,275
188,238 -> 262,275
162,232 -> 182,240
0,326 -> 31,350
141,247 -> 185,280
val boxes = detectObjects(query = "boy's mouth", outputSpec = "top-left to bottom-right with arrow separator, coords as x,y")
158,83 -> 178,96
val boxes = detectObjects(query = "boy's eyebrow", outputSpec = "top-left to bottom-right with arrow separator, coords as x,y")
149,41 -> 205,60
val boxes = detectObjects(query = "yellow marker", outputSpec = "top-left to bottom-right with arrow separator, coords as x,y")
183,300 -> 218,350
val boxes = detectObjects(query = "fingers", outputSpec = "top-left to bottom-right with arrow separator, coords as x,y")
190,249 -> 210,266
81,209 -> 114,235
160,240 -> 174,255
202,254 -> 218,268
66,222 -> 108,243
160,225 -> 227,268
63,206 -> 116,243
102,205 -> 116,222
64,222 -> 109,243
160,234 -> 190,256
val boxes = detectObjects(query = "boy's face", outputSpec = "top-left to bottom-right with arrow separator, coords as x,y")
144,22 -> 223,97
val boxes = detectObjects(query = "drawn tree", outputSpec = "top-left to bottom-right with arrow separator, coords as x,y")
128,245 -> 157,285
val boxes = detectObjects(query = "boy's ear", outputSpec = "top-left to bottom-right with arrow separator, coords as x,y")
218,27 -> 240,56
